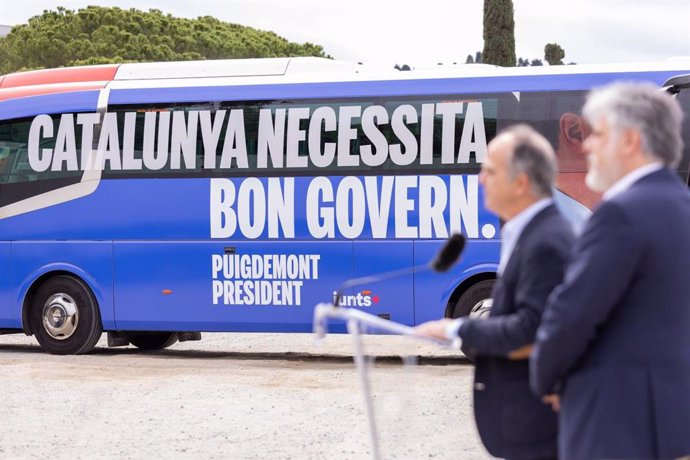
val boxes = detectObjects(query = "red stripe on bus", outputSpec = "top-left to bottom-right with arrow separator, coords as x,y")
0,64 -> 119,89
0,82 -> 107,102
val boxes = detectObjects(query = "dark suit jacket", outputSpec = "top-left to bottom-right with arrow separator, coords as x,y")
459,204 -> 574,459
531,168 -> 690,459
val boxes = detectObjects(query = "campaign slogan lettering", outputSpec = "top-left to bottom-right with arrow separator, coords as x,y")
210,175 -> 492,239
27,101 -> 486,172
26,101 -> 497,240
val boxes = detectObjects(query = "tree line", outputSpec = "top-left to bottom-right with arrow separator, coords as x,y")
0,3 -> 567,75
0,6 -> 329,74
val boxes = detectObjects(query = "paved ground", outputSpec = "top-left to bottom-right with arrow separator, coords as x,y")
0,332 -> 490,459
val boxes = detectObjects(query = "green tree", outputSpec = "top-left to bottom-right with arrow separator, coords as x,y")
482,0 -> 515,67
544,43 -> 565,65
0,6 -> 330,74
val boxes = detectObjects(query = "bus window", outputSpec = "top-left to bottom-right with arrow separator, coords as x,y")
0,116 -> 84,208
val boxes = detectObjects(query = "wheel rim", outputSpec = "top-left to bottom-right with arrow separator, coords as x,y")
469,298 -> 493,319
42,293 -> 79,340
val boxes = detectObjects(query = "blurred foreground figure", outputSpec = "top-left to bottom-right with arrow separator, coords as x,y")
418,124 -> 573,459
531,82 -> 690,459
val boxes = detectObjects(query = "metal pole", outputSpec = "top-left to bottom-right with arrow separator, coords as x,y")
313,303 -> 461,459
347,318 -> 381,460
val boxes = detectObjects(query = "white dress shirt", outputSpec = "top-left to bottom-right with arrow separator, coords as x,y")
497,198 -> 553,276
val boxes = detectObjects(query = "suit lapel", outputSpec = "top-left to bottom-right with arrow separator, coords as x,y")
490,205 -> 555,317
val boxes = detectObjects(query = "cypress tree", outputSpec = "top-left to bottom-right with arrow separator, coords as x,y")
482,0 -> 516,67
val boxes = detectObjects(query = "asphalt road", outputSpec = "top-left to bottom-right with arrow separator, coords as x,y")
0,332 -> 490,459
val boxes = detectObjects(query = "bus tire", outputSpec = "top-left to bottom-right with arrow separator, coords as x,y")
452,279 -> 495,319
128,333 -> 179,350
30,275 -> 102,355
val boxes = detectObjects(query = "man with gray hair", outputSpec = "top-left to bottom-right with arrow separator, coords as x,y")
531,82 -> 690,459
418,124 -> 574,459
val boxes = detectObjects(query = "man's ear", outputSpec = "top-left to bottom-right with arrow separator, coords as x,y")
559,113 -> 585,150
514,171 -> 531,196
621,128 -> 643,157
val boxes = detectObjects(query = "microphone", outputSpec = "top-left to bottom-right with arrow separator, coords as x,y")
430,233 -> 466,272
332,233 -> 466,306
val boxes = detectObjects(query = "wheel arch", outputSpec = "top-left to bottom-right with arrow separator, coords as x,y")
443,269 -> 497,318
20,267 -> 103,335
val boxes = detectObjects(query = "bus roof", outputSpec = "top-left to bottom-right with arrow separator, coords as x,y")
4,57 -> 690,84
2,57 -> 690,103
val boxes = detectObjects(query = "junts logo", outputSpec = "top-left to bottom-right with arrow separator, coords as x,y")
335,289 -> 380,307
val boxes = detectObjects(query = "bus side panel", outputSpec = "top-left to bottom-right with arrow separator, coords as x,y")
112,241 -> 352,332
11,242 -> 115,330
352,241 -> 414,325
413,239 -> 500,325
0,242 -> 17,328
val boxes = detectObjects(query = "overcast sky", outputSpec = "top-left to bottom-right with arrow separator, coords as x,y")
1,0 -> 689,68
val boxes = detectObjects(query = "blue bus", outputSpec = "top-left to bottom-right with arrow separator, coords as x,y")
1,57 -> 689,354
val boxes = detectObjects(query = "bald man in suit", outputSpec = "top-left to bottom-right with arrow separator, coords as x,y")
418,124 -> 574,460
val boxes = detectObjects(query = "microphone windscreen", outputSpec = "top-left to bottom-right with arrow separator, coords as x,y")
431,233 -> 466,272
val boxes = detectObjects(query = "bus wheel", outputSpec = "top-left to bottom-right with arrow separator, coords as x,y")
452,279 -> 495,318
128,333 -> 179,350
30,275 -> 102,355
